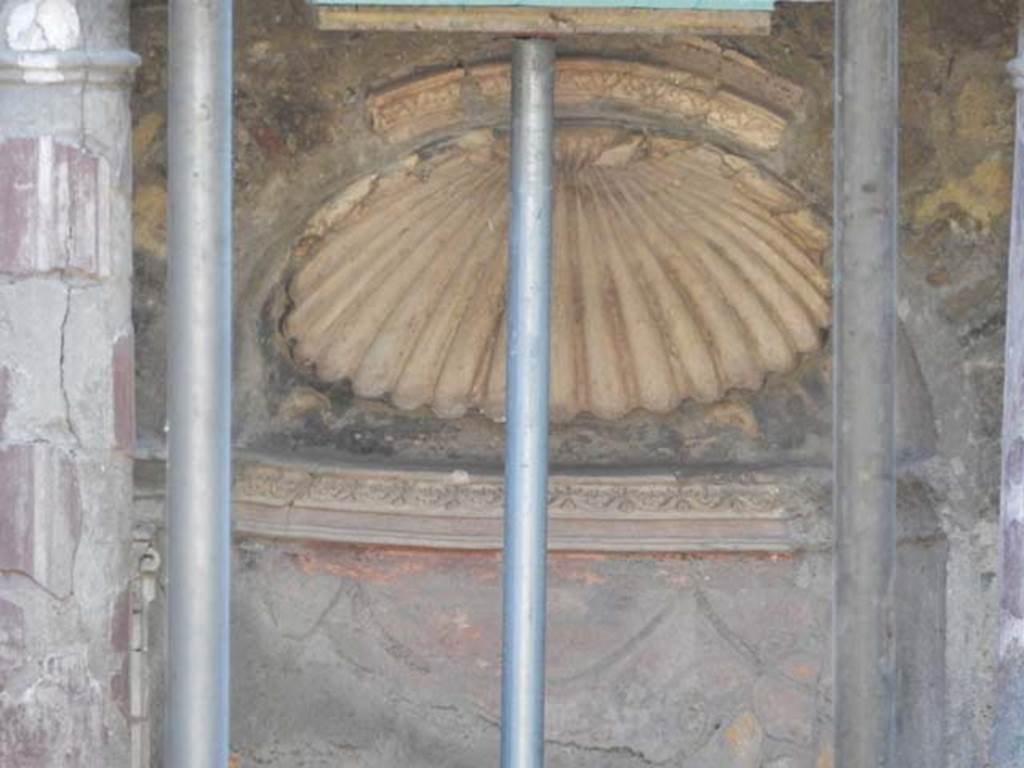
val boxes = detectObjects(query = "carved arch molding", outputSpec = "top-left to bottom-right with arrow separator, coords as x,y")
278,55 -> 832,423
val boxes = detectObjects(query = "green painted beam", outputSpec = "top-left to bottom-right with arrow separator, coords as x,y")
311,0 -> 772,9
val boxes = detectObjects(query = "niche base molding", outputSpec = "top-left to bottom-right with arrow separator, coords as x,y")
135,452 -> 826,553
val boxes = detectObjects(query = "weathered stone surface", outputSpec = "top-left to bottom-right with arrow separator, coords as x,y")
913,153 -> 1011,236
222,541 -> 818,766
685,710 -> 763,768
64,285 -> 133,451
0,137 -> 109,279
0,366 -> 10,440
700,583 -> 826,666
0,279 -> 71,445
124,487 -> 945,767
108,587 -> 131,722
0,276 -> 129,455
132,182 -> 166,259
0,597 -> 25,685
778,650 -> 823,687
0,444 -> 82,598
112,332 -> 135,452
894,536 -> 948,768
0,645 -> 105,767
816,739 -> 833,768
752,674 -> 816,746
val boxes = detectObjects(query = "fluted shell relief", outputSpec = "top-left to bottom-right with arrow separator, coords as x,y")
282,128 -> 830,422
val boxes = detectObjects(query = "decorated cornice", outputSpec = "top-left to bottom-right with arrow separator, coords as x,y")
366,56 -> 802,150
135,454 -> 827,553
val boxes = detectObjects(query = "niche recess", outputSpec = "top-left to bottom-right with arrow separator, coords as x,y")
279,57 -> 831,423
211,53 -> 935,550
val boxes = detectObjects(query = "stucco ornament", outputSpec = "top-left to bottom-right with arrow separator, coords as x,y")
281,58 -> 830,422
284,129 -> 828,421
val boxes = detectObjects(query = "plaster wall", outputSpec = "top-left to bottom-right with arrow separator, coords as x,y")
0,0 -> 138,765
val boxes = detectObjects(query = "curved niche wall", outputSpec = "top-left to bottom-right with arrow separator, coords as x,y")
279,57 -> 830,423
205,53 -> 938,551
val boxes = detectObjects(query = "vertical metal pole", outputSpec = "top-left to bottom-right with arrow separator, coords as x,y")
833,1 -> 899,766
993,7 -> 1024,765
501,37 -> 555,768
165,0 -> 233,766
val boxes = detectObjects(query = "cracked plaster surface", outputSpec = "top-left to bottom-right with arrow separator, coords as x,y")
58,285 -> 82,447
0,0 -> 134,766
225,543 -> 833,767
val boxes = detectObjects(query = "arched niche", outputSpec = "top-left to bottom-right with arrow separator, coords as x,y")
282,127 -> 830,423
235,55 -> 933,474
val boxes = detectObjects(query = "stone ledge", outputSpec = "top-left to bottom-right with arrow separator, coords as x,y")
135,452 -> 827,552
0,49 -> 139,86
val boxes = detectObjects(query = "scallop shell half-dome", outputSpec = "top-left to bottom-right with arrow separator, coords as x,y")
282,128 -> 830,422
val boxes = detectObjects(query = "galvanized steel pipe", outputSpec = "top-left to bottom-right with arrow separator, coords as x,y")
832,1 -> 899,766
500,37 -> 556,768
993,10 -> 1024,765
165,0 -> 233,765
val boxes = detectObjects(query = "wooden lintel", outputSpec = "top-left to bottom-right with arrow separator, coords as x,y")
311,5 -> 770,35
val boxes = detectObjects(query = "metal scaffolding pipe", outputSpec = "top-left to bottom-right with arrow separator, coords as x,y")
165,0 -> 233,765
993,10 -> 1024,765
500,37 -> 556,768
832,1 -> 899,766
